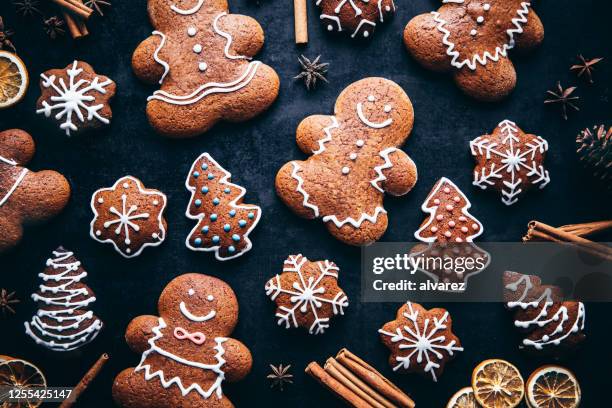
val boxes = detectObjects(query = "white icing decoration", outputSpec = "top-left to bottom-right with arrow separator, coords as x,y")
152,31 -> 170,84
198,62 -> 208,72
213,13 -> 251,60
377,0 -> 396,22
187,27 -> 197,36
351,19 -> 376,38
24,249 -> 103,352
193,44 -> 202,53
180,301 -> 216,322
323,206 -> 386,228
470,119 -> 549,206
170,0 -> 205,15
312,116 -> 339,155
207,295 -> 214,301
185,153 -> 262,261
483,3 -> 491,11
335,0 -> 362,16
90,176 -> 167,258
265,254 -> 348,335
432,2 -> 531,71
135,318 -> 227,399
148,61 -> 260,106
378,302 -> 463,382
370,147 -> 401,194
341,166 -> 350,175
356,99 -> 393,128
36,60 -> 113,136
188,288 -> 195,296
320,14 -> 342,31
505,274 -> 586,350
289,161 -> 320,217
0,155 -> 28,208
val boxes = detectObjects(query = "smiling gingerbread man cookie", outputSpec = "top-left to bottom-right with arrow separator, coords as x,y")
113,273 -> 252,407
132,0 -> 280,138
276,77 -> 418,246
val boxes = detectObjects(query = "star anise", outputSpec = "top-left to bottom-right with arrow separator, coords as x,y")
0,289 -> 19,316
570,55 -> 604,84
85,0 -> 112,16
544,82 -> 580,120
43,16 -> 65,40
12,0 -> 41,17
0,17 -> 16,53
294,55 -> 329,91
267,364 -> 293,391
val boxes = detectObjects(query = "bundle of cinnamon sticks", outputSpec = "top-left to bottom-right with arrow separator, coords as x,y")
523,220 -> 612,261
306,349 -> 414,408
51,0 -> 93,39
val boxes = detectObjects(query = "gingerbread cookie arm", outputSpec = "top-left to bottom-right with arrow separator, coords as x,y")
378,149 -> 418,196
453,56 -> 516,101
512,12 -> 544,51
132,35 -> 167,85
0,129 -> 35,165
296,115 -> 338,154
403,13 -> 453,73
219,338 -> 253,382
13,170 -> 70,220
213,13 -> 265,58
125,315 -> 159,354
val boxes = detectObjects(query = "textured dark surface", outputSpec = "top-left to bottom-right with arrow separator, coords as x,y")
0,0 -> 610,407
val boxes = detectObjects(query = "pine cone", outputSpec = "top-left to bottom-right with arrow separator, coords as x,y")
576,124 -> 611,186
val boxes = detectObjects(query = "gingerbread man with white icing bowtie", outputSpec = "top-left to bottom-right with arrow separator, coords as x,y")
132,0 -> 279,138
276,77 -> 418,246
113,274 -> 252,408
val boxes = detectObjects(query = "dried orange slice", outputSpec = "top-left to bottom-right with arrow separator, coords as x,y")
472,359 -> 524,408
0,51 -> 28,109
447,387 -> 482,408
0,356 -> 46,408
525,365 -> 581,408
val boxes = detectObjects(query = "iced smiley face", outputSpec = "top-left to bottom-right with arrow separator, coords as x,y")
356,95 -> 393,129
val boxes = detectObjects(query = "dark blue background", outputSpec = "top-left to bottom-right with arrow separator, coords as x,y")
1,0 -> 610,406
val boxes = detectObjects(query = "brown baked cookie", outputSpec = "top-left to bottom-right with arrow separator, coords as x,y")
113,273 -> 252,408
404,1 -> 544,101
470,120 -> 550,205
36,60 -> 116,136
24,247 -> 103,352
132,0 -> 280,138
316,0 -> 395,39
0,129 -> 70,252
265,254 -> 349,335
89,176 -> 168,258
378,301 -> 463,382
275,77 -> 418,246
503,271 -> 586,354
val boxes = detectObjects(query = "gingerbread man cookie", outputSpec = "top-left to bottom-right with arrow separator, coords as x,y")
404,1 -> 544,101
132,0 -> 280,138
379,301 -> 463,382
90,176 -> 168,258
113,273 -> 252,408
0,129 -> 70,252
265,254 -> 349,335
275,78 -> 418,246
470,120 -> 550,205
316,0 -> 396,39
36,61 -> 116,136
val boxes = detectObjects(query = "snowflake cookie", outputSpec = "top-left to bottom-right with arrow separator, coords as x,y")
404,1 -> 544,101
265,254 -> 349,335
316,0 -> 396,39
276,77 -> 418,246
90,176 -> 167,258
379,301 -> 463,381
503,271 -> 586,353
470,120 -> 550,205
185,153 -> 261,261
36,60 -> 116,136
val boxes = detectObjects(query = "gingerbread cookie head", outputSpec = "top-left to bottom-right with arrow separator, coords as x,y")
112,274 -> 252,407
404,1 -> 544,101
471,120 -> 550,206
132,0 -> 280,138
0,129 -> 70,252
316,0 -> 395,39
275,78 -> 418,246
90,176 -> 168,258
36,61 -> 116,136
379,301 -> 463,381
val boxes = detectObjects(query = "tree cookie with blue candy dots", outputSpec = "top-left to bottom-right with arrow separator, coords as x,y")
185,153 -> 261,261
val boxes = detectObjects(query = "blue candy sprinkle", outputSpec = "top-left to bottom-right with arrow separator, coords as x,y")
232,234 -> 240,242
194,199 -> 202,207
248,212 -> 255,219
194,238 -> 202,246
201,163 -> 208,170
207,173 -> 214,180
239,220 -> 247,227
228,246 -> 236,253
193,171 -> 200,178
201,186 -> 209,194
210,214 -> 218,221
224,188 -> 230,194
212,236 -> 220,244
223,224 -> 231,232
213,198 -> 220,205
229,209 -> 236,217
201,226 -> 209,234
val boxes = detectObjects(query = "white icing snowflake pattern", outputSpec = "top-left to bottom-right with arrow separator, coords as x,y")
103,193 -> 150,247
265,254 -> 349,335
378,302 -> 463,381
470,120 -> 550,205
37,61 -> 113,136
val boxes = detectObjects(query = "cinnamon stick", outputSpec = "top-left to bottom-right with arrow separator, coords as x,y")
559,220 -> 612,237
63,12 -> 88,39
51,0 -> 93,20
294,0 -> 308,45
59,353 -> 109,408
306,362 -> 371,407
325,358 -> 392,408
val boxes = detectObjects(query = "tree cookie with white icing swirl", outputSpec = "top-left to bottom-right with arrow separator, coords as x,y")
275,77 -> 418,246
132,0 -> 280,138
404,1 -> 544,101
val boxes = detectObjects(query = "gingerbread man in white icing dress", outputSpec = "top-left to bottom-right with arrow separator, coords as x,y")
113,274 -> 252,408
132,0 -> 280,138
